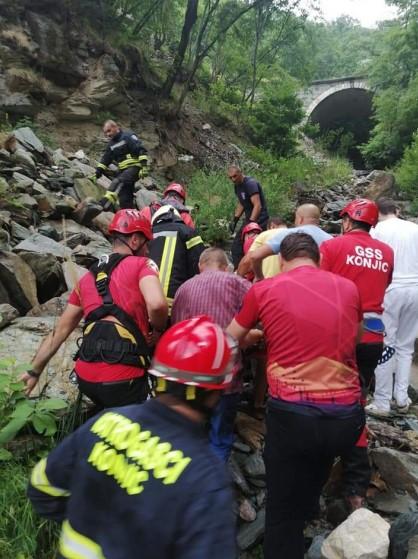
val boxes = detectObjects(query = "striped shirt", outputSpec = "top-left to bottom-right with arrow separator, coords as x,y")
172,270 -> 251,393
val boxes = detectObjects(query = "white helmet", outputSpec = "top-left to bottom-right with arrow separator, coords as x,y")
151,204 -> 181,225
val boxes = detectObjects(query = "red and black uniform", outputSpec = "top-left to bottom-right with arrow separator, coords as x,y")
320,230 -> 394,499
69,255 -> 158,408
140,198 -> 195,228
234,266 -> 364,558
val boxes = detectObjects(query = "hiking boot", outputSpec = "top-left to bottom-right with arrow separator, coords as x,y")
396,403 -> 410,415
364,403 -> 392,418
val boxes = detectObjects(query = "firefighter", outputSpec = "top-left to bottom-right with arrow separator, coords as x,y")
140,182 -> 195,227
96,120 -> 150,209
20,209 -> 168,409
148,205 -> 205,315
28,316 -> 238,559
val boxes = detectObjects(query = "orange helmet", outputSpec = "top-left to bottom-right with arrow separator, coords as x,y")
149,316 -> 237,390
163,182 -> 186,201
108,209 -> 153,240
340,199 -> 378,227
241,222 -> 262,241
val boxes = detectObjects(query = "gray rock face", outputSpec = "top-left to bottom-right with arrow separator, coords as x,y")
365,170 -> 396,200
14,233 -> 72,259
135,188 -> 159,209
19,252 -> 65,303
27,292 -> 70,317
13,127 -> 45,155
73,177 -> 103,201
371,448 -> 418,498
237,508 -> 265,551
321,508 -> 390,559
0,303 -> 19,329
0,251 -> 38,313
243,452 -> 265,479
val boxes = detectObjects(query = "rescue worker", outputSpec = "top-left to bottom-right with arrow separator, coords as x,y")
227,232 -> 364,559
249,203 -> 331,280
240,222 -> 262,282
28,316 -> 238,559
20,210 -> 168,408
237,216 -> 287,279
140,182 -> 195,227
148,205 -> 205,315
320,199 -> 394,510
227,165 -> 269,269
95,120 -> 150,210
368,198 -> 418,416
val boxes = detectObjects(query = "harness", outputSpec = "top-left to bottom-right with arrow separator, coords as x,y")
75,254 -> 150,369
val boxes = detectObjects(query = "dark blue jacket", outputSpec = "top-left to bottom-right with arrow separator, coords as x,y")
28,399 -> 236,559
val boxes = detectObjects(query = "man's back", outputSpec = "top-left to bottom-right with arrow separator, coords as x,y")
372,217 -> 418,284
235,266 -> 362,405
29,399 -> 235,559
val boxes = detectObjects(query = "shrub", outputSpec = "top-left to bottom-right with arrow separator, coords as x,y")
395,131 -> 418,201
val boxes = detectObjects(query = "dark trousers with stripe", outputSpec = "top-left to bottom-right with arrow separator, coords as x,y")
110,167 -> 139,209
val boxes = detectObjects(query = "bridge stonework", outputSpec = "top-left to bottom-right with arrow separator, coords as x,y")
300,76 -> 371,122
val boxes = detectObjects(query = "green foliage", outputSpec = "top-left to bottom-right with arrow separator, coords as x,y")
0,360 -> 67,460
395,131 -> 418,200
0,460 -> 58,558
247,76 -> 304,156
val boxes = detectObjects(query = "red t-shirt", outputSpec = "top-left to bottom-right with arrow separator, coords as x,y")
320,230 -> 393,343
68,255 -> 158,382
235,266 -> 362,406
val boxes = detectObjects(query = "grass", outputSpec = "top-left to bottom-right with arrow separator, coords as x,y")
0,460 -> 59,559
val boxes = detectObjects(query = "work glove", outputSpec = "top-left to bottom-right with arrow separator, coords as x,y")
229,217 -> 239,234
99,190 -> 118,211
95,168 -> 104,179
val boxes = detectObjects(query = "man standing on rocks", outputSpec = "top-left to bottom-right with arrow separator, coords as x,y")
227,165 -> 269,269
367,198 -> 418,416
249,203 -> 331,280
227,233 -> 364,559
95,120 -> 150,209
20,210 -> 168,409
172,247 -> 252,460
28,317 -> 237,559
320,198 -> 394,509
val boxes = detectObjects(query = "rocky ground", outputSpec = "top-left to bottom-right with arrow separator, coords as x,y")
0,126 -> 417,558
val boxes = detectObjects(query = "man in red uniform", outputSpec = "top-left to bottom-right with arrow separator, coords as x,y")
227,232 -> 364,559
21,210 -> 168,408
320,198 -> 394,510
140,183 -> 195,227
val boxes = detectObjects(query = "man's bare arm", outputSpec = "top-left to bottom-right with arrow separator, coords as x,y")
249,244 -> 274,281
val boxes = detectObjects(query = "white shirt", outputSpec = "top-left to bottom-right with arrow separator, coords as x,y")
371,217 -> 418,286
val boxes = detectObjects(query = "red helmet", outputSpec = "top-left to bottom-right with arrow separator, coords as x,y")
340,199 -> 378,226
149,316 -> 237,390
108,209 -> 153,240
163,182 -> 186,201
241,222 -> 262,241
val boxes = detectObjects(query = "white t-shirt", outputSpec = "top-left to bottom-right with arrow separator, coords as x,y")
371,217 -> 418,286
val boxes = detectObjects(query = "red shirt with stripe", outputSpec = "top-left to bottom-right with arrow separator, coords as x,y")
320,230 -> 393,343
234,266 -> 362,406
68,255 -> 158,382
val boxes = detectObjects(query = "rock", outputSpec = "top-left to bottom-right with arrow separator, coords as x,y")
60,98 -> 92,121
365,171 -> 396,200
372,490 -> 416,515
12,172 -> 34,191
52,219 -> 105,243
389,512 -> 418,559
10,148 -> 37,175
243,452 -> 265,479
72,238 -> 111,267
73,177 -> 103,201
0,201 -> 33,227
135,188 -> 159,209
321,508 -> 390,559
0,317 -> 80,400
11,221 -> 31,242
62,261 -> 88,291
0,303 -> 19,329
70,159 -> 97,178
371,448 -> 418,498
13,127 -> 45,155
15,193 -> 38,210
408,535 -> 418,558
0,75 -> 34,115
91,212 -> 114,236
229,455 -> 253,497
0,251 -> 38,314
233,441 -> 252,454
14,233 -> 72,260
19,252 -> 65,303
235,412 -> 265,450
52,148 -> 71,167
202,123 -> 211,130
237,508 -> 265,551
27,293 -> 70,317
37,224 -> 60,241
238,497 -> 257,522
54,195 -> 78,216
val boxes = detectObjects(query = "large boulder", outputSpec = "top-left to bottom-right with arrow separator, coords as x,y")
62,261 -> 88,291
13,127 -> 45,157
371,448 -> 418,498
0,251 -> 38,313
0,75 -> 35,115
0,303 -> 19,329
19,252 -> 66,303
321,508 -> 390,559
27,292 -> 70,318
73,177 -> 103,201
365,170 -> 396,200
0,316 -> 80,400
14,233 -> 72,260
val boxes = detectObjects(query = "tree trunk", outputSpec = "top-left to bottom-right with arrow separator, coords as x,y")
161,0 -> 199,98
